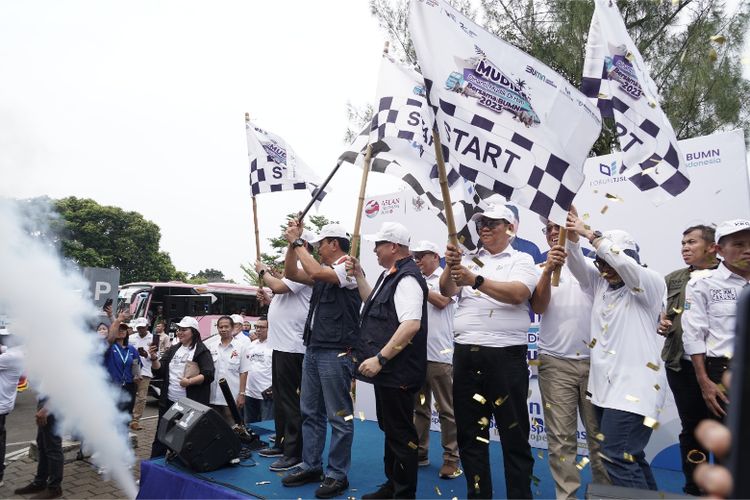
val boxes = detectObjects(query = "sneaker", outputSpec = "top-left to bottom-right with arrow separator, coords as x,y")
269,455 -> 303,472
14,483 -> 47,495
439,461 -> 463,479
282,466 -> 324,487
315,476 -> 349,499
31,486 -> 63,500
258,446 -> 284,458
361,481 -> 395,499
418,456 -> 430,467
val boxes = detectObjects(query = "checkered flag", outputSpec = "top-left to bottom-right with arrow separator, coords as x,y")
409,0 -> 602,226
581,0 -> 689,204
246,122 -> 328,206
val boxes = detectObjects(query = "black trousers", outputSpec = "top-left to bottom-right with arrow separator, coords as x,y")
374,384 -> 419,499
0,413 -> 6,481
453,343 -> 533,499
272,350 -> 304,459
34,412 -> 63,488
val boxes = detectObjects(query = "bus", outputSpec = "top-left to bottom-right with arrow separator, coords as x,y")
118,281 -> 269,339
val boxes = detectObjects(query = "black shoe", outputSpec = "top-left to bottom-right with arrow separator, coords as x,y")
31,486 -> 63,500
14,483 -> 47,495
258,446 -> 284,458
361,481 -> 395,499
282,466 -> 324,487
269,455 -> 302,472
315,476 -> 349,499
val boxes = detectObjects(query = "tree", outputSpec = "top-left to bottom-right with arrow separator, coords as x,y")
367,0 -> 750,154
51,196 -> 184,283
187,268 -> 234,284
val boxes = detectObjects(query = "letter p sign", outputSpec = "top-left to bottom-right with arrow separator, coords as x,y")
94,282 -> 112,301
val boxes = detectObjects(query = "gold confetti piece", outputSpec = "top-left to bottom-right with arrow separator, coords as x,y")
602,323 -> 609,332
610,245 -> 621,255
717,383 -> 727,393
473,393 -> 487,404
470,346 -> 480,352
471,257 -> 485,268
680,50 -> 687,63
344,414 -> 354,421
337,352 -> 347,357
632,287 -> 644,293
605,193 -> 623,201
742,54 -> 750,65
647,361 -> 660,371
335,409 -> 347,416
494,395 -> 509,407
439,347 -> 453,354
625,51 -> 634,62
600,205 -> 609,214
530,474 -> 541,485
654,384 -> 661,391
545,402 -> 551,409
576,457 -> 590,470
528,359 -> 540,366
643,416 -> 660,429
255,481 -> 271,485
648,101 -> 657,109
509,421 -> 519,429
359,411 -> 365,421
419,393 -> 426,405
625,394 -> 640,403
435,486 -> 442,496
488,310 -> 493,318
407,441 -> 418,450
475,436 -> 490,444
506,229 -> 516,237
560,456 -> 567,462
594,432 -> 605,442
582,212 -> 590,220
671,306 -> 683,314
605,349 -> 616,355
711,34 -> 726,44
672,0 -> 678,5
623,452 -> 635,463
537,450 -> 544,459
708,48 -> 718,62
478,416 -> 489,428
583,224 -> 591,231
687,449 -> 707,464
393,344 -> 403,351
588,338 -> 598,348
597,92 -> 608,99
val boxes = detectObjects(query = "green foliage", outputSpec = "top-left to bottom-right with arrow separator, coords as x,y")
187,268 -> 234,284
368,0 -> 750,153
51,196 -> 183,283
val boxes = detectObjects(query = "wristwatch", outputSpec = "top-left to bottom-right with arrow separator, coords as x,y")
589,230 -> 603,243
472,275 -> 485,290
376,352 -> 389,366
259,269 -> 266,278
292,238 -> 305,248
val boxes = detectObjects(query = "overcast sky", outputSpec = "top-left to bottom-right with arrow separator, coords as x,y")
1,1 -> 747,283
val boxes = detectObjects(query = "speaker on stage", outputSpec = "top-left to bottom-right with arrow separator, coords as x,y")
585,483 -> 690,499
157,398 -> 240,472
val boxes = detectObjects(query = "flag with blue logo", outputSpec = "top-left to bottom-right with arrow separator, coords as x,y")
582,0 -> 689,203
408,0 -> 602,226
246,121 -> 328,205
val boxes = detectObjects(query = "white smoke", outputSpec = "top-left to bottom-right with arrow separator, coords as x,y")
0,199 -> 138,498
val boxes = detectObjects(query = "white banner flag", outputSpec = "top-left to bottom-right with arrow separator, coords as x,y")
582,0 -> 689,203
408,0 -> 602,225
246,122 -> 328,204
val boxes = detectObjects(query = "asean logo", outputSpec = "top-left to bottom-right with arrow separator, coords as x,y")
365,200 -> 380,218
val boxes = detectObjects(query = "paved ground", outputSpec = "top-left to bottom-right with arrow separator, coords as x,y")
2,394 -> 159,500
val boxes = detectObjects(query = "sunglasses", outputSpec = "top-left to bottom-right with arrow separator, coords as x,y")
593,258 -> 613,271
475,218 -> 507,230
412,251 -> 433,260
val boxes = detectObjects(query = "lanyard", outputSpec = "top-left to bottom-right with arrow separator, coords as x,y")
113,344 -> 130,384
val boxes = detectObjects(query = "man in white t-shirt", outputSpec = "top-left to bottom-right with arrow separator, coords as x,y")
0,327 -> 24,487
205,315 -> 250,425
129,317 -> 153,431
230,314 -> 251,349
440,204 -> 538,499
244,316 -> 274,422
531,217 -> 608,499
409,240 -> 461,480
565,214 -> 667,491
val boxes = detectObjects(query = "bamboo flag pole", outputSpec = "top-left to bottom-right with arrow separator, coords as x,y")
246,112 -> 262,262
551,227 -> 566,287
432,128 -> 459,249
349,143 -> 373,258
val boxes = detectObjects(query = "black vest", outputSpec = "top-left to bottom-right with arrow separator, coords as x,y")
357,257 -> 428,388
304,265 -> 361,349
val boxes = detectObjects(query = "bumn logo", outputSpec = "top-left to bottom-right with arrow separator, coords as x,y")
365,200 -> 380,218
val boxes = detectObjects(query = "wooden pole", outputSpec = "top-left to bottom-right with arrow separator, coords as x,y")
432,128 -> 459,249
246,112 -> 262,262
349,144 -> 373,258
551,227 -> 567,287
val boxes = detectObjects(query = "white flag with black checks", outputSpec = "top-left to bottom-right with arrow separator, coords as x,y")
246,121 -> 328,204
409,0 -> 602,226
582,0 -> 689,203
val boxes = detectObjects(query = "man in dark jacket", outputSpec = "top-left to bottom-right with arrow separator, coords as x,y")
348,222 -> 428,499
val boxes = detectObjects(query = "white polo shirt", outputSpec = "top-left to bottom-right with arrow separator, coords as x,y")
682,263 -> 748,358
566,238 -> 667,419
424,268 -> 455,363
129,332 -> 154,378
267,278 -> 312,354
0,346 -> 24,414
205,335 -> 250,405
537,263 -> 593,359
167,344 -> 195,403
244,339 -> 274,399
453,246 -> 539,348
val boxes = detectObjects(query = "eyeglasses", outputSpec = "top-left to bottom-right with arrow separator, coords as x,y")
255,325 -> 268,330
593,258 -> 612,271
412,252 -> 432,260
375,240 -> 393,248
475,218 -> 507,230
541,224 -> 560,235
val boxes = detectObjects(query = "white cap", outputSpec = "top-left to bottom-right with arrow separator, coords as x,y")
176,316 -> 200,331
230,314 -> 244,325
603,229 -> 639,257
308,224 -> 350,244
363,222 -> 410,246
470,204 -> 515,224
411,240 -> 441,256
133,317 -> 148,329
715,219 -> 750,243
301,229 -> 316,243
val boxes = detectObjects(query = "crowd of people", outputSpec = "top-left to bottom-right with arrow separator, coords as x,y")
0,208 -> 746,499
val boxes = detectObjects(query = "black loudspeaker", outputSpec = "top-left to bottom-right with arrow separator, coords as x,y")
586,483 -> 691,499
157,398 -> 240,472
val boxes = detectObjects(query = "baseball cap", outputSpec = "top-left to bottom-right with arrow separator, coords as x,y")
133,317 -> 148,329
363,222 -> 410,246
715,219 -> 750,243
230,314 -> 244,325
603,229 -> 640,262
176,316 -> 200,331
411,240 -> 441,256
470,204 -> 515,224
301,229 -> 316,243
308,224 -> 350,244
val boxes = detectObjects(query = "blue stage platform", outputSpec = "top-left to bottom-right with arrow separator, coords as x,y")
137,420 -> 684,499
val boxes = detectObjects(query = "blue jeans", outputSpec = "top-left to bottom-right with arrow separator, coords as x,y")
244,397 -> 274,424
299,347 -> 354,480
595,406 -> 657,490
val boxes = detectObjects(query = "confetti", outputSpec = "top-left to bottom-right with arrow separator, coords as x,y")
654,384 -> 661,391
623,452 -> 635,463
604,349 -> 616,355
594,432 -> 605,442
488,310 -> 493,318
335,409 -> 347,416
509,421 -> 519,429
435,486 -> 442,496
610,245 -> 621,254
255,481 -> 271,485
393,344 -> 403,351
420,393 -> 426,406
680,51 -> 687,63
710,34 -> 726,44
473,393 -> 487,404
475,436 -> 490,444
470,346 -> 480,352
582,212 -> 590,220
474,475 -> 481,492
576,457 -> 590,470
537,450 -> 544,459
605,193 -> 623,202
545,402 -> 551,409
646,361 -> 660,371
588,338 -> 598,348
597,92 -> 608,99
687,449 -> 707,464
407,441 -> 418,450
506,229 -> 516,237
625,394 -> 640,403
471,257 -> 485,268
647,101 -> 657,109
584,224 -> 591,230
439,348 -> 453,355
530,474 -> 541,486
742,54 -> 750,65
337,352 -> 347,357
671,306 -> 683,314
528,359 -> 540,366
344,414 -> 354,421
494,395 -> 509,407
600,205 -> 609,214
359,411 -> 365,421
708,48 -> 718,62
478,417 -> 489,428
643,416 -> 660,429
671,0 -> 678,5
632,287 -> 644,293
